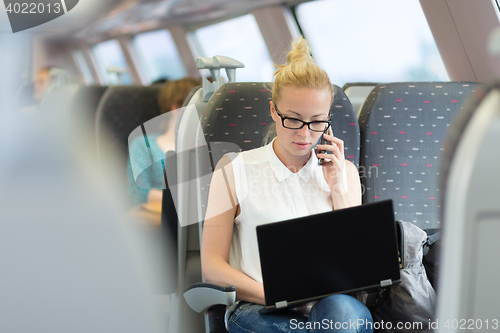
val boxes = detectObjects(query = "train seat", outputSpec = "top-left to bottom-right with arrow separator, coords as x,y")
95,85 -> 162,205
358,82 -> 479,232
150,56 -> 245,333
68,85 -> 108,127
343,82 -> 379,119
180,82 -> 359,333
115,83 -> 208,332
437,82 -> 500,329
63,85 -> 109,156
165,57 -> 248,333
171,55 -> 247,229
164,84 -> 207,333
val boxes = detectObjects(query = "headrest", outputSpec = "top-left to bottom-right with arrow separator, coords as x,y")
95,85 -> 161,159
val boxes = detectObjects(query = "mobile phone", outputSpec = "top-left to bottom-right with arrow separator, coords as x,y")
317,126 -> 332,166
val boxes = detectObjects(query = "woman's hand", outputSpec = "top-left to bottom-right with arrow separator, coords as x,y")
315,126 -> 346,196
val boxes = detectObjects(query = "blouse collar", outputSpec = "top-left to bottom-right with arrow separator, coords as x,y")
265,137 -> 317,183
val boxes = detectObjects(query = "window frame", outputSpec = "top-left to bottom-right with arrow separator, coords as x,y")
131,29 -> 189,84
91,39 -> 135,85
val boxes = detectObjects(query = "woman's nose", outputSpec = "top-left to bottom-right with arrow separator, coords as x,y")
298,125 -> 310,138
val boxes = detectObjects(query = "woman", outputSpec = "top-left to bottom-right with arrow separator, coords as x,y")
201,38 -> 372,332
127,77 -> 200,206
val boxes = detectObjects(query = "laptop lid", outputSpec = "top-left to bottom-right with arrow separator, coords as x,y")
256,200 -> 400,311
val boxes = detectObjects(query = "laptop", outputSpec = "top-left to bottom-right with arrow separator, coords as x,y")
256,199 -> 401,314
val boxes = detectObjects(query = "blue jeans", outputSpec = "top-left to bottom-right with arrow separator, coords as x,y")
228,294 -> 373,333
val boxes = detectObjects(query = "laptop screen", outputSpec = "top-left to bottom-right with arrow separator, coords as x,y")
257,200 -> 400,307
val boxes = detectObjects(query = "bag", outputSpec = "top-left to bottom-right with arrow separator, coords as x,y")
371,221 -> 436,333
422,231 -> 441,291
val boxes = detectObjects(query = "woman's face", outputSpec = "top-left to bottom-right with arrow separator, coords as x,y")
270,86 -> 332,163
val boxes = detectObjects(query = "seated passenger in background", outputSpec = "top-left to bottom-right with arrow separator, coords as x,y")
18,66 -> 53,114
127,77 -> 200,206
33,66 -> 53,101
201,37 -> 372,332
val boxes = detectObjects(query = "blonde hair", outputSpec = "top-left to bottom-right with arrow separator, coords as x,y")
272,37 -> 333,104
263,37 -> 333,145
158,77 -> 201,114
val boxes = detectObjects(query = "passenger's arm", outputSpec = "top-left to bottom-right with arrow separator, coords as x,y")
344,160 -> 362,207
328,160 -> 361,210
201,156 -> 266,305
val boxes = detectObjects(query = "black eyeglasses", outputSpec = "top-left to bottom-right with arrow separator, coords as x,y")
274,103 -> 331,132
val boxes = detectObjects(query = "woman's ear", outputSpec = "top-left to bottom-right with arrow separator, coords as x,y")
269,101 -> 278,123
270,101 -> 278,118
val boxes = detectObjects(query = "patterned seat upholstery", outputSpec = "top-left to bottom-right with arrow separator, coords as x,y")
331,84 -> 360,168
358,82 -> 479,230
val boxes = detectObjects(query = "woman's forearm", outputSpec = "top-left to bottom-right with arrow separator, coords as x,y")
203,256 -> 265,305
331,191 -> 351,210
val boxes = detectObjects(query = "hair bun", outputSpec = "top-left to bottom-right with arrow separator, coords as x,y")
286,37 -> 313,64
272,36 -> 333,106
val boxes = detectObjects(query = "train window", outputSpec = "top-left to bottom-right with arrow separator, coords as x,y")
72,50 -> 94,85
92,40 -> 133,85
132,30 -> 187,84
193,14 -> 275,82
294,0 -> 449,86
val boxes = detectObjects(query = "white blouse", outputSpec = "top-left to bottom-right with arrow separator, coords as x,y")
227,138 -> 347,284
223,138 -> 348,327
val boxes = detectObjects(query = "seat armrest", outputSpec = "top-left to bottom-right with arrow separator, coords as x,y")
184,282 -> 236,313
